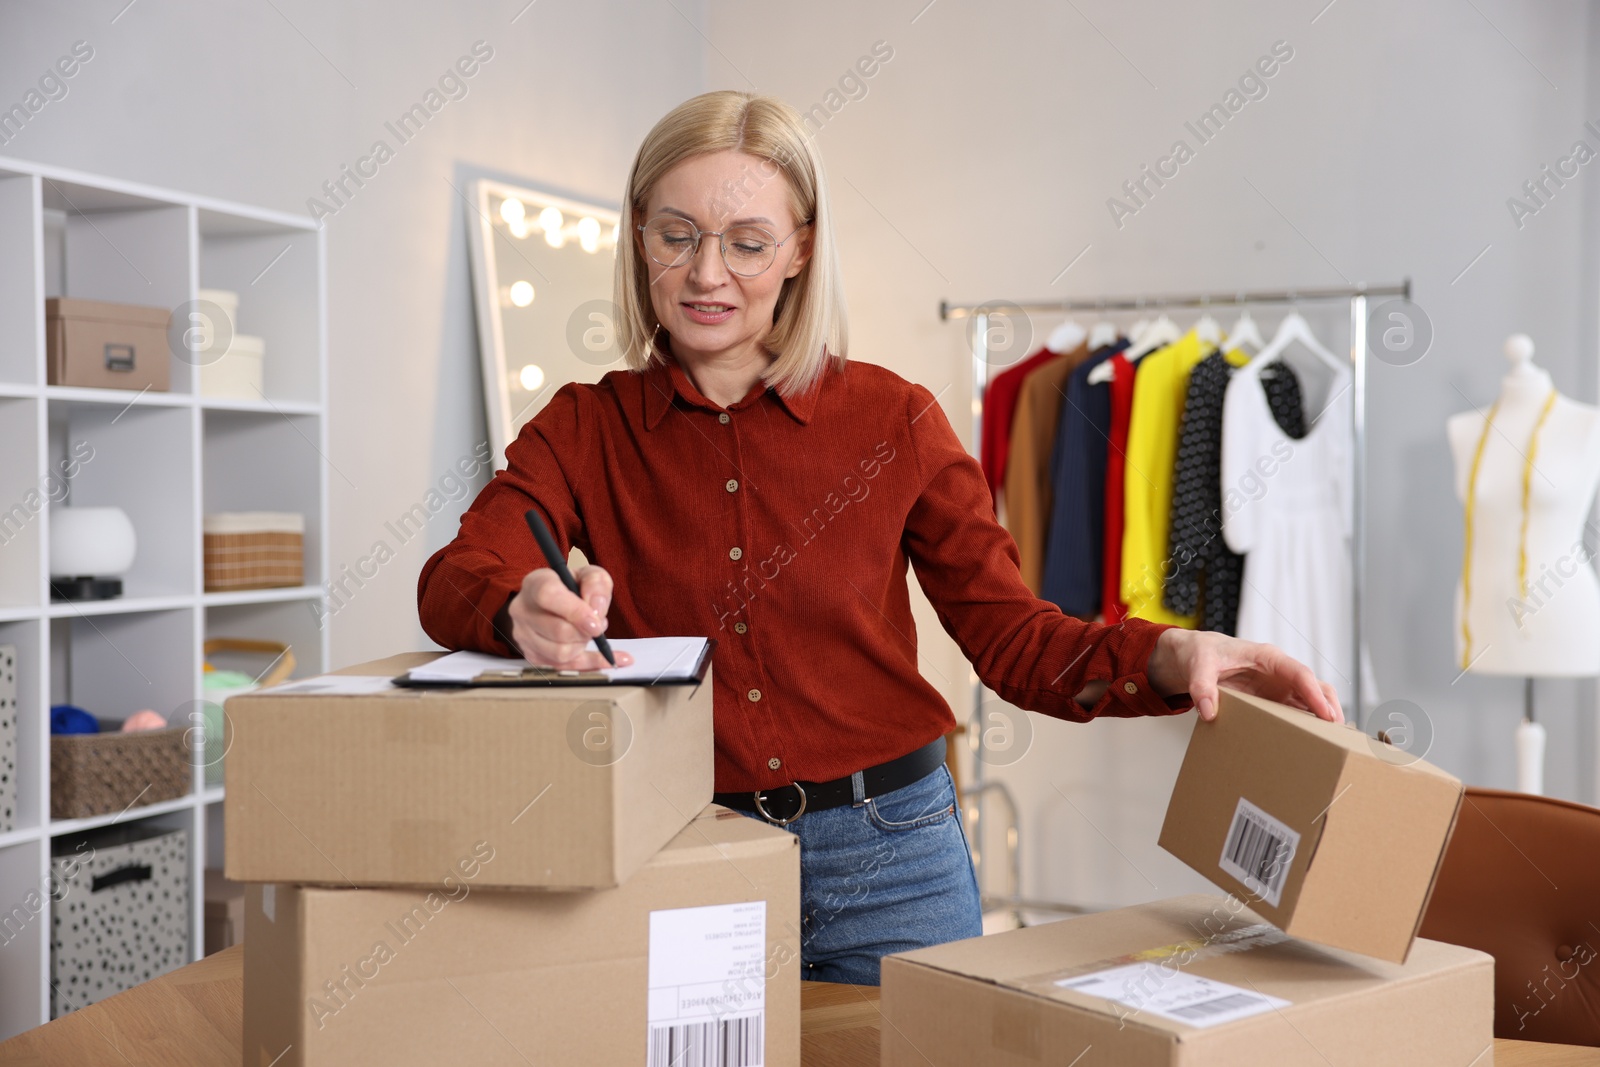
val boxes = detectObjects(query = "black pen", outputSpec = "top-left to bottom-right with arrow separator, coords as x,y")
524,509 -> 616,666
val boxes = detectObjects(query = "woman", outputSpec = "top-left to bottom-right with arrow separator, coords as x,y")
418,90 -> 1341,985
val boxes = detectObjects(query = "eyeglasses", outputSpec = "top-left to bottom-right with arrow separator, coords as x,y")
637,215 -> 811,277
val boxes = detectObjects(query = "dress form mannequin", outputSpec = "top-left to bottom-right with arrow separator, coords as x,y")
1447,334 -> 1600,793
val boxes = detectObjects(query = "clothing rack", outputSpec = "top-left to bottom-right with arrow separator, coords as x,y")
940,280 -> 1410,920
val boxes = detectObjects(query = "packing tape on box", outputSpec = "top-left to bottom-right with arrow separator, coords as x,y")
1008,921 -> 1290,1000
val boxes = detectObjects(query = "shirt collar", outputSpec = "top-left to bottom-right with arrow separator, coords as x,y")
640,340 -> 820,430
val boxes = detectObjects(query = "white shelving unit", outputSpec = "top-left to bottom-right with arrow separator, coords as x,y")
0,155 -> 329,1039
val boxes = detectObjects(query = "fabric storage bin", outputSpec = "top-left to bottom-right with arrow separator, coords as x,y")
200,333 -> 264,400
51,721 -> 190,820
203,512 -> 304,591
50,823 -> 189,1017
0,644 -> 15,833
45,297 -> 171,392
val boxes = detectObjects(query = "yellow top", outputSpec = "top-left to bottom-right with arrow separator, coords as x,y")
1120,332 -> 1247,626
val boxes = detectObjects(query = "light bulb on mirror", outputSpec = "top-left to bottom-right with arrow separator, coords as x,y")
544,228 -> 565,249
508,280 -> 535,307
499,197 -> 526,226
509,218 -> 528,239
578,216 -> 601,254
538,206 -> 564,234
519,363 -> 545,392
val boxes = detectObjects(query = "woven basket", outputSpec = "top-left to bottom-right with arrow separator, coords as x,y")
203,530 -> 303,591
51,722 -> 190,820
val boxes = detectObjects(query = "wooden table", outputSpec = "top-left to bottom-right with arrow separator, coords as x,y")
1,945 -> 1595,1065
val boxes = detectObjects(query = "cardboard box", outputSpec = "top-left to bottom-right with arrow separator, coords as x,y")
204,868 -> 247,956
45,297 -> 171,391
225,653 -> 714,890
245,804 -> 800,1067
881,893 -> 1494,1067
1158,687 -> 1464,963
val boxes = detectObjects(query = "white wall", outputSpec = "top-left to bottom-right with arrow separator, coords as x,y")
0,0 -> 705,668
704,0 -> 1600,909
6,0 -> 1598,913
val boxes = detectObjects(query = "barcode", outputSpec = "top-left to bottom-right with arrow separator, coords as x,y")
1217,798 -> 1300,908
1169,992 -> 1268,1020
647,1014 -> 763,1067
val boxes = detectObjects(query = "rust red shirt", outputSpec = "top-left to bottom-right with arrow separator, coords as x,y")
417,348 -> 1191,792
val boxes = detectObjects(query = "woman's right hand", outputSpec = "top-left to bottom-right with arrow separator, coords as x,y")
504,565 -> 635,670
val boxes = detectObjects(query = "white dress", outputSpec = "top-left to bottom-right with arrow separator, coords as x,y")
1220,362 -> 1374,710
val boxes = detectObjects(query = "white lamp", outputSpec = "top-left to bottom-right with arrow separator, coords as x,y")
50,505 -> 136,600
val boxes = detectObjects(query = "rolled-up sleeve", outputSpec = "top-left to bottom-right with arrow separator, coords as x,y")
899,383 -> 1192,722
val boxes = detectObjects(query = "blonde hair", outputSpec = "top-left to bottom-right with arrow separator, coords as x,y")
615,91 -> 848,397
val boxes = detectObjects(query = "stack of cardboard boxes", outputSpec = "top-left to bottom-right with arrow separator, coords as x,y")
225,652 -> 800,1067
881,688 -> 1496,1066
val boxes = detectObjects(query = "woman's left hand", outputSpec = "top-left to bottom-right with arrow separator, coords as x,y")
1146,628 -> 1343,725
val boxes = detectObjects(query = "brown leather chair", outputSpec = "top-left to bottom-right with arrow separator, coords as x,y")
1418,787 -> 1600,1046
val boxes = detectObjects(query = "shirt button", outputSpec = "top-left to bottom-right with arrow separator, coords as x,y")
718,413 -> 730,424
729,547 -> 743,561
734,622 -> 748,634
1123,681 -> 1139,695
725,478 -> 739,493
748,688 -> 762,702
767,757 -> 781,770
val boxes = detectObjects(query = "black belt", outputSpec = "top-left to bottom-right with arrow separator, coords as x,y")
714,737 -> 947,826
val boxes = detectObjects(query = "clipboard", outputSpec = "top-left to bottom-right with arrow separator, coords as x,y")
391,639 -> 716,689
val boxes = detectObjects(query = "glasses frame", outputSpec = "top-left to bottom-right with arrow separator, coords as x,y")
636,215 -> 813,277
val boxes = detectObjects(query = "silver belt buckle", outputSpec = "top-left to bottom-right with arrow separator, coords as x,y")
752,782 -> 807,826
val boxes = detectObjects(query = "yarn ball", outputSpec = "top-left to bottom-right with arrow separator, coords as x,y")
50,705 -> 100,735
121,709 -> 168,732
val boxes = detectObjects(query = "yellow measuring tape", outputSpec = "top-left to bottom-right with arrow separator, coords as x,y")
1460,389 -> 1557,668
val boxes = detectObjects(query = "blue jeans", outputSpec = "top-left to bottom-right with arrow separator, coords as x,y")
731,763 -> 982,985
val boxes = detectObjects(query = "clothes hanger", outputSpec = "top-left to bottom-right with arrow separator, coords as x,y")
1124,309 -> 1180,363
1046,316 -> 1086,354
1087,302 -> 1119,350
1242,307 -> 1344,375
1194,312 -> 1223,346
1225,303 -> 1265,353
1086,346 -> 1117,384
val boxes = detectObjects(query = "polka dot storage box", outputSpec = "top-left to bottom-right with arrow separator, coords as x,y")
49,823 -> 189,1018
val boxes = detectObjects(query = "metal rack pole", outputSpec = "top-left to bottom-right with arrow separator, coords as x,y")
1349,291 -> 1369,730
968,309 -> 990,888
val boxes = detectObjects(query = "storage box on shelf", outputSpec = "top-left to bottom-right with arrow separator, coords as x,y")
49,720 -> 189,820
45,297 -> 171,392
203,512 -> 305,592
49,822 -> 190,1018
0,155 -> 328,1041
0,644 -> 16,833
